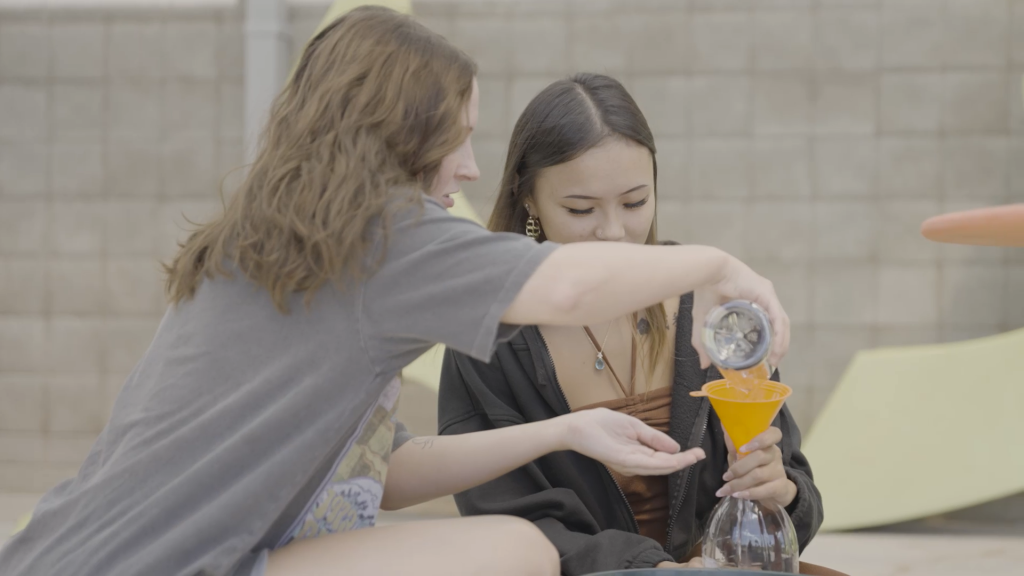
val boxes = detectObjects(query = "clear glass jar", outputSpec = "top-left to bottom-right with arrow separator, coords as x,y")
702,495 -> 800,573
702,300 -> 772,372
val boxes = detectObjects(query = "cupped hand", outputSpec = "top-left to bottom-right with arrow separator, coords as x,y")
563,408 -> 705,477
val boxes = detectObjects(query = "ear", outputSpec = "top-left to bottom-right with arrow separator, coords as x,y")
524,200 -> 537,218
511,172 -> 521,194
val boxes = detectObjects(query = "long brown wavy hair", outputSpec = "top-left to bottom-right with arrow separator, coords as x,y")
489,73 -> 669,376
165,6 -> 477,312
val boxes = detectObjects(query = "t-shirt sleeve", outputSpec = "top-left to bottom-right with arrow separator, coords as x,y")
361,198 -> 558,362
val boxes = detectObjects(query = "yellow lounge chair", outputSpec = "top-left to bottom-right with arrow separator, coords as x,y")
803,327 -> 1024,531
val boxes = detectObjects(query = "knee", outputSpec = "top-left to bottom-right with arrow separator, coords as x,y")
511,518 -> 559,576
482,516 -> 560,576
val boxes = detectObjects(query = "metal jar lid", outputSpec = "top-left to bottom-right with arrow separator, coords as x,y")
701,300 -> 773,371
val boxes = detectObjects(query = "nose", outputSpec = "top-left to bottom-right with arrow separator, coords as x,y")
455,144 -> 480,183
595,212 -> 626,242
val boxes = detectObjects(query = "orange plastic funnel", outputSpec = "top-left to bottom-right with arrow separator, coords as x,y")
697,380 -> 791,454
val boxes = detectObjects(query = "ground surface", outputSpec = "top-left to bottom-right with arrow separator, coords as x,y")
3,493 -> 1022,575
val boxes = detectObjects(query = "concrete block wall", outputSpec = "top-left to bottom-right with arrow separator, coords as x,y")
0,0 -> 1022,492
0,4 -> 243,491
416,0 -> 1024,431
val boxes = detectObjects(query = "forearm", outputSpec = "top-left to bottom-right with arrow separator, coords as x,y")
505,243 -> 727,326
381,417 -> 568,511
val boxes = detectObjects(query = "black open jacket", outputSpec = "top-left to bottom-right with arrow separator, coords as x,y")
437,293 -> 823,575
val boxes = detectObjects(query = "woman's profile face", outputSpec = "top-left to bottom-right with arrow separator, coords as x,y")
529,137 -> 655,245
428,78 -> 480,209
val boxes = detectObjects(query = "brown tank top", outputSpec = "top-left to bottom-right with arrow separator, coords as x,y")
573,386 -> 673,547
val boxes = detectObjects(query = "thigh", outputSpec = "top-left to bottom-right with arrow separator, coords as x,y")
265,515 -> 559,576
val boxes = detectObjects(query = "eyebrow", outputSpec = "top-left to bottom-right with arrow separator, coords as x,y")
563,184 -> 648,200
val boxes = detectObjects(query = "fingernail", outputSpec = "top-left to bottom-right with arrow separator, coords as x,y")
715,487 -> 727,498
739,443 -> 755,453
735,491 -> 750,499
722,471 -> 734,481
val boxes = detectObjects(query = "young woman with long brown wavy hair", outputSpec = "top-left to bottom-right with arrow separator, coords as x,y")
0,8 -> 789,576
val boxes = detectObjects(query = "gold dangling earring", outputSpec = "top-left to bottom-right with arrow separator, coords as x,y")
525,215 -> 541,240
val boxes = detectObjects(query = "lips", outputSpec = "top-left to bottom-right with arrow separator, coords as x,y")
440,193 -> 455,209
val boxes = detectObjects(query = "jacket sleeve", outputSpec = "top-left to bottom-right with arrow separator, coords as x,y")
437,347 -> 675,574
770,368 -> 824,551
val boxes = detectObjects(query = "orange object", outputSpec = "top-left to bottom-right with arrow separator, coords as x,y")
691,379 -> 791,455
920,204 -> 1024,247
720,362 -> 773,390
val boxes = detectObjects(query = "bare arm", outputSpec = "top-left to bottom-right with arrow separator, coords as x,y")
504,242 -> 790,367
381,408 -> 706,511
504,243 -> 725,327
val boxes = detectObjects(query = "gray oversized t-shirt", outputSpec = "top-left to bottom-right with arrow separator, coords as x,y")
0,196 -> 557,576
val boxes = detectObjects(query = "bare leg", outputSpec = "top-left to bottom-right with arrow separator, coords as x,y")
265,515 -> 559,576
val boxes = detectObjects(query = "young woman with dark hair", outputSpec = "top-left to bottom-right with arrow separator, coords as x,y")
439,73 -> 822,574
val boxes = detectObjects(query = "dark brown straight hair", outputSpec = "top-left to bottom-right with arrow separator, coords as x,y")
488,73 -> 668,375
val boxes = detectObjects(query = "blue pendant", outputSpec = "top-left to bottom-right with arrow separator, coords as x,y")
595,355 -> 606,370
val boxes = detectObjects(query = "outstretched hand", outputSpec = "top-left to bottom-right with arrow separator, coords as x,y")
563,408 -> 705,477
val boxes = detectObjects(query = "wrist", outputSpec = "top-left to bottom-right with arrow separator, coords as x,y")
707,246 -> 731,286
779,479 -> 798,509
542,414 -> 574,454
685,245 -> 730,288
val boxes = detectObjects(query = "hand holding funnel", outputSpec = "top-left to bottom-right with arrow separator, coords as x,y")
694,301 -> 800,573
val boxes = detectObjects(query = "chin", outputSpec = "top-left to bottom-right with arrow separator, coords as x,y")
432,191 -> 456,209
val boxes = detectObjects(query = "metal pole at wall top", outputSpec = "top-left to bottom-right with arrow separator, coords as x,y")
244,0 -> 290,163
